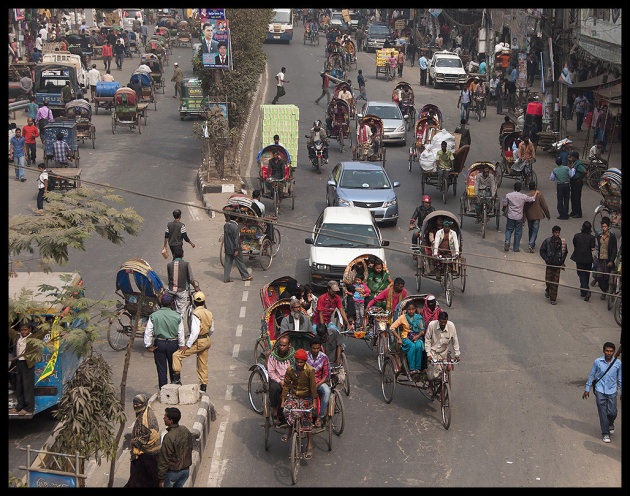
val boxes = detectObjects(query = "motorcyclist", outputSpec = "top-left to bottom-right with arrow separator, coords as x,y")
410,195 -> 435,250
308,120 -> 329,164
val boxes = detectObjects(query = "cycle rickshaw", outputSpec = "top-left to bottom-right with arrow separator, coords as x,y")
141,54 -> 165,94
420,143 -> 469,204
353,114 -> 386,166
593,168 -> 621,234
260,276 -> 299,308
408,105 -> 442,172
107,258 -> 165,351
332,81 -> 356,118
130,69 -> 157,112
392,81 -> 416,131
326,98 -> 352,152
257,143 -> 295,216
304,24 -> 320,45
218,193 -> 275,271
412,210 -> 467,306
496,130 -> 537,189
65,99 -> 95,149
466,76 -> 487,121
176,20 -> 192,47
459,161 -> 501,238
43,120 -> 80,168
247,329 -> 345,484
380,293 -> 457,429
146,37 -> 168,66
112,87 -> 142,134
333,254 -> 393,373
342,39 -> 357,70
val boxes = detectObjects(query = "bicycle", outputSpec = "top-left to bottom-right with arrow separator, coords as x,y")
266,178 -> 285,217
429,353 -> 458,430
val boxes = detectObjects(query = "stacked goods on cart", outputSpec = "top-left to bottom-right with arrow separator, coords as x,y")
259,104 -> 299,168
376,48 -> 398,66
419,129 -> 457,172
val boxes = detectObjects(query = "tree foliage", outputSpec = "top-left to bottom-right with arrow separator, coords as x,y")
9,187 -> 143,272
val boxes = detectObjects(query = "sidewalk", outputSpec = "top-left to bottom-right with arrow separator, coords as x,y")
83,386 -> 215,487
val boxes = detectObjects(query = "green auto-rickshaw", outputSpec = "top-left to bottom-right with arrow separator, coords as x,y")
179,78 -> 208,120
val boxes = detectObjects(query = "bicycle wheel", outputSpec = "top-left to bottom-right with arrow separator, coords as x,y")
331,389 -> 345,436
587,168 -> 602,191
443,271 -> 453,307
607,274 -> 617,310
273,186 -> 280,217
107,309 -> 133,351
290,428 -> 301,485
264,395 -> 271,451
341,351 -> 350,396
459,259 -> 467,293
271,227 -> 281,256
247,368 -> 267,414
481,203 -> 487,239
377,332 -> 387,372
442,174 -> 448,204
415,257 -> 422,292
381,358 -> 396,404
254,338 -> 268,365
259,239 -> 273,270
614,294 -> 622,326
440,378 -> 452,430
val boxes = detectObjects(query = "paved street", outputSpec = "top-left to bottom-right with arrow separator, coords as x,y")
9,20 -> 620,487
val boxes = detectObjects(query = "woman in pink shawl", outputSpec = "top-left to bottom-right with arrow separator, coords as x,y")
421,295 -> 441,326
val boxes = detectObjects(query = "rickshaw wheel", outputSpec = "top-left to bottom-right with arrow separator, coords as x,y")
247,367 -> 267,415
481,204 -> 487,239
377,331 -> 387,372
290,429 -> 301,485
381,358 -> 396,404
259,239 -> 273,270
443,271 -> 454,307
459,195 -> 465,227
270,227 -> 281,256
341,351 -> 350,396
107,309 -> 133,351
459,259 -> 467,292
254,339 -> 268,365
91,126 -> 96,149
331,389 -> 345,436
496,162 -> 503,187
137,118 -> 142,134
442,175 -> 448,204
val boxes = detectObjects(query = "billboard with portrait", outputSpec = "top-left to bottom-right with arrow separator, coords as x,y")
200,10 -> 232,69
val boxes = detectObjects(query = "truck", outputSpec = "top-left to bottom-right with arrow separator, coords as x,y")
259,104 -> 299,169
428,50 -> 468,88
9,272 -> 85,420
34,63 -> 83,115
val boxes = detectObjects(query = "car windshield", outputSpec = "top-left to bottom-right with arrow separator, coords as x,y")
339,169 -> 391,189
315,223 -> 380,248
332,13 -> 343,21
369,25 -> 389,36
366,105 -> 402,120
124,10 -> 142,18
272,11 -> 292,24
436,58 -> 463,68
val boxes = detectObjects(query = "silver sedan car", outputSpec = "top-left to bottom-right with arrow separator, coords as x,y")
358,101 -> 407,145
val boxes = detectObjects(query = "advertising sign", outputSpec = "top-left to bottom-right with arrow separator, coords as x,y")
200,10 -> 232,69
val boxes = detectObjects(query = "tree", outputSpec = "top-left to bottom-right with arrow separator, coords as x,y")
8,187 -> 142,484
9,187 -> 143,272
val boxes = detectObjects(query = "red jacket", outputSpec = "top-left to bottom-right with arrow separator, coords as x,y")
102,44 -> 113,57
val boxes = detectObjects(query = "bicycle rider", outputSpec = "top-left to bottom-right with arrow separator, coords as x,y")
473,164 -> 497,223
424,311 -> 460,389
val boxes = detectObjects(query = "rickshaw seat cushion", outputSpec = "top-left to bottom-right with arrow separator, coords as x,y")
505,150 -> 513,158
262,165 -> 268,180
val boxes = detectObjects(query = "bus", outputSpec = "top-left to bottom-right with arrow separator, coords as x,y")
266,8 -> 293,43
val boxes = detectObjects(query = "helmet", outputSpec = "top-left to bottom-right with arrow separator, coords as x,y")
422,195 -> 431,203
313,120 -> 321,128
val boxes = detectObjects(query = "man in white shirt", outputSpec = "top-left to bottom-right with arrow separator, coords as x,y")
87,64 -> 102,101
271,67 -> 289,104
425,311 -> 460,383
35,34 -> 43,51
39,25 -> 48,41
432,219 -> 460,257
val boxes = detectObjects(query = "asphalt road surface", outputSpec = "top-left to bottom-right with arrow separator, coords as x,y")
8,22 -> 621,487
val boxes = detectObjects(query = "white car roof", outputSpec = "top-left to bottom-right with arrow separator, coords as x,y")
321,206 -> 377,226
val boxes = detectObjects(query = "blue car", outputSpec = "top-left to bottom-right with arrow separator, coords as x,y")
326,161 -> 400,225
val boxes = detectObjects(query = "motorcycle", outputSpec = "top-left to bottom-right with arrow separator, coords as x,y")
306,136 -> 328,172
